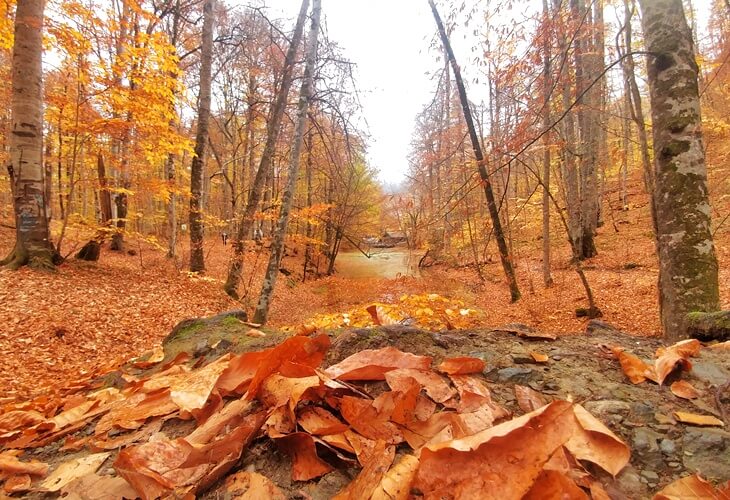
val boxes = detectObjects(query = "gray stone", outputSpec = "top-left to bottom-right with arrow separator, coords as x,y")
689,361 -> 730,386
615,466 -> 648,498
660,439 -> 676,455
640,470 -> 659,482
496,367 -> 537,384
682,428 -> 730,479
586,319 -> 620,335
632,427 -> 665,469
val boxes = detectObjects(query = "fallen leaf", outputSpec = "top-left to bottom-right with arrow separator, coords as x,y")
366,304 -> 401,325
413,401 -> 576,498
653,473 -> 730,500
530,352 -> 549,363
92,418 -> 164,450
169,355 -> 232,412
246,328 -> 266,338
709,341 -> 730,350
60,473 -> 138,500
275,432 -> 334,481
246,334 -> 330,399
654,351 -> 691,386
321,432 -> 356,454
215,350 -> 271,396
370,454 -> 419,500
613,348 -> 656,384
325,347 -> 431,381
656,339 -> 701,359
0,410 -> 45,432
3,474 -> 31,493
515,385 -> 548,413
385,368 -> 455,403
95,389 -> 178,436
334,439 -> 395,499
437,357 -> 485,375
340,395 -> 404,444
0,452 -> 48,476
565,404 -> 630,476
523,469 -> 589,500
674,411 -> 725,427
224,471 -> 286,499
52,400 -> 103,429
40,453 -> 111,492
670,380 -> 700,400
298,406 -> 349,435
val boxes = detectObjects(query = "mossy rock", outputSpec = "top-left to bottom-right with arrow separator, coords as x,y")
161,310 -> 289,361
686,310 -> 730,341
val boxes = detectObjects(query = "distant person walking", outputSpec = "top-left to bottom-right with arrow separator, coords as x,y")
221,231 -> 229,246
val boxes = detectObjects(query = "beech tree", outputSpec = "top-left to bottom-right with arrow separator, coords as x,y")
1,0 -> 55,270
637,0 -> 720,339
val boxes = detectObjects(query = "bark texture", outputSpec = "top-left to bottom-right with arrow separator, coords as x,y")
638,0 -> 720,340
2,0 -> 55,270
189,0 -> 214,272
253,0 -> 321,324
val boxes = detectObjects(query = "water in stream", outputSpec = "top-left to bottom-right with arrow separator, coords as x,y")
335,249 -> 424,279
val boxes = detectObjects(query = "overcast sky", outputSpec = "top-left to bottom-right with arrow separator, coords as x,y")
260,0 -> 441,186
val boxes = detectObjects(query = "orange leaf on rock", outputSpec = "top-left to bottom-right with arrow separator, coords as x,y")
530,352 -> 549,363
325,347 -> 431,381
334,440 -> 395,500
656,339 -> 701,359
60,473 -> 137,500
413,401 -> 576,498
3,474 -> 31,494
515,385 -> 548,413
366,304 -> 401,326
216,350 -> 271,396
653,473 -> 729,500
654,351 -> 691,386
523,469 -> 589,500
340,395 -> 404,444
259,374 -> 321,410
449,374 -> 509,418
0,451 -> 48,476
246,334 -> 330,399
321,432 -> 356,454
95,389 -> 178,436
0,410 -> 45,432
670,380 -> 700,400
437,357 -> 485,375
275,432 -> 334,481
385,368 -> 455,403
674,411 -> 725,427
565,404 -> 630,476
370,454 -> 419,500
169,355 -> 232,412
298,406 -> 349,435
224,471 -> 286,499
613,348 -> 656,384
709,341 -> 730,350
40,452 -> 111,492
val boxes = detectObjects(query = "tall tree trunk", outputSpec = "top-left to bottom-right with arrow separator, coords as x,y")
189,0 -> 214,272
637,0 -> 720,340
224,0 -> 310,298
1,0 -> 55,270
253,0 -> 321,324
429,0 -> 520,302
541,0 -> 554,287
303,130 -> 314,282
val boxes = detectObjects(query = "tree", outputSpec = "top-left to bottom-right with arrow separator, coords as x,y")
429,0 -> 521,303
253,0 -> 321,324
637,0 -> 720,340
224,0 -> 310,298
189,0 -> 214,272
1,0 -> 56,270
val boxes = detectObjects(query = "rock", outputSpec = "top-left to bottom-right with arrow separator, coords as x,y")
689,361 -> 730,387
632,427 -> 665,469
682,428 -> 730,479
584,400 -> 631,426
659,439 -> 676,455
615,466 -> 648,498
586,319 -> 620,335
640,470 -> 659,482
686,310 -> 730,341
495,367 -> 537,384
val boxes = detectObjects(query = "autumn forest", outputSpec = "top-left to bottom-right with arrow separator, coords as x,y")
0,0 -> 729,498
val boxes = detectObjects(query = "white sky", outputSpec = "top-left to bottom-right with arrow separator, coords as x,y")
254,0 -> 440,186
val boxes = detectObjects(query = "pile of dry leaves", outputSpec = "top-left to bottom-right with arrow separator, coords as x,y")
0,332 -> 727,499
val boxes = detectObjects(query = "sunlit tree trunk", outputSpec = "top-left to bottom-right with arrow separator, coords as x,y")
224,0 -> 310,298
429,0 -> 520,302
254,0 -> 321,324
1,0 -> 55,270
637,0 -> 720,340
189,0 -> 214,272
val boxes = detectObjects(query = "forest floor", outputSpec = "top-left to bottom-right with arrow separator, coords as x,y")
2,178 -> 730,400
0,177 -> 730,497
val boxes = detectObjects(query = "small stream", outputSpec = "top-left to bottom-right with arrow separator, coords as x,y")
335,248 -> 424,279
